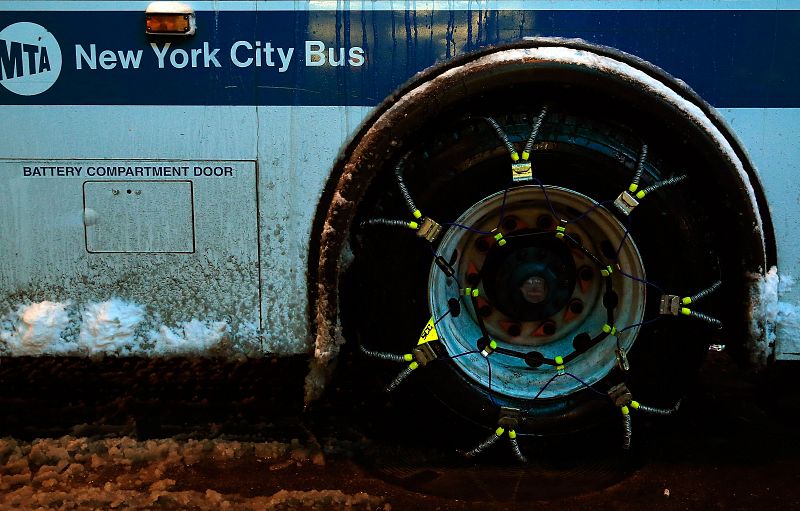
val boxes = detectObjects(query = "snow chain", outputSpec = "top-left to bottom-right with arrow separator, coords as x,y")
355,115 -> 719,461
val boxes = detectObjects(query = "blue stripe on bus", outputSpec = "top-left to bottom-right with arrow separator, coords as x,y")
0,10 -> 797,107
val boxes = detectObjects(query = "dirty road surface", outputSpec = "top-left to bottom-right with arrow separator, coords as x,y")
0,352 -> 799,510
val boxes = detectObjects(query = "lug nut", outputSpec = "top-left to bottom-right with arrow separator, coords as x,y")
502,216 -> 518,231
564,299 -> 584,321
569,300 -> 584,315
476,297 -> 493,317
466,262 -> 480,286
536,214 -> 554,230
501,321 -> 522,337
532,320 -> 557,337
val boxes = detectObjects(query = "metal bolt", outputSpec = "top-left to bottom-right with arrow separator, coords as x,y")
475,237 -> 490,252
476,297 -> 492,317
502,217 -> 518,231
536,214 -> 553,229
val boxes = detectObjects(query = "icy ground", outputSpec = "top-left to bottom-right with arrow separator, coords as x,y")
0,436 -> 384,510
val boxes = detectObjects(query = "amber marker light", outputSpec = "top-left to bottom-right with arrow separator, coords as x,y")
145,2 -> 196,35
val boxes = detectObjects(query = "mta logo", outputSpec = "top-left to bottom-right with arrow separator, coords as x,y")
1,39 -> 54,77
0,22 -> 62,96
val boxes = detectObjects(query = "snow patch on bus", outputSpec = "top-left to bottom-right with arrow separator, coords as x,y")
146,319 -> 230,355
0,301 -> 71,356
0,298 -> 256,357
749,266 -> 800,365
79,299 -> 145,355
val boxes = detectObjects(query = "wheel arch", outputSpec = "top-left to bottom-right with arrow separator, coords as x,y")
305,37 -> 777,403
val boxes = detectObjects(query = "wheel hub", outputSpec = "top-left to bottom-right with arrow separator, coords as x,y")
520,276 -> 548,304
429,185 -> 646,400
483,236 -> 576,323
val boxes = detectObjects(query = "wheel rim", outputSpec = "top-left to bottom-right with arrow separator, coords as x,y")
430,185 -> 646,400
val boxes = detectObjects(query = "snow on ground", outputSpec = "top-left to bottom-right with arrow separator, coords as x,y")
0,436 -> 385,510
